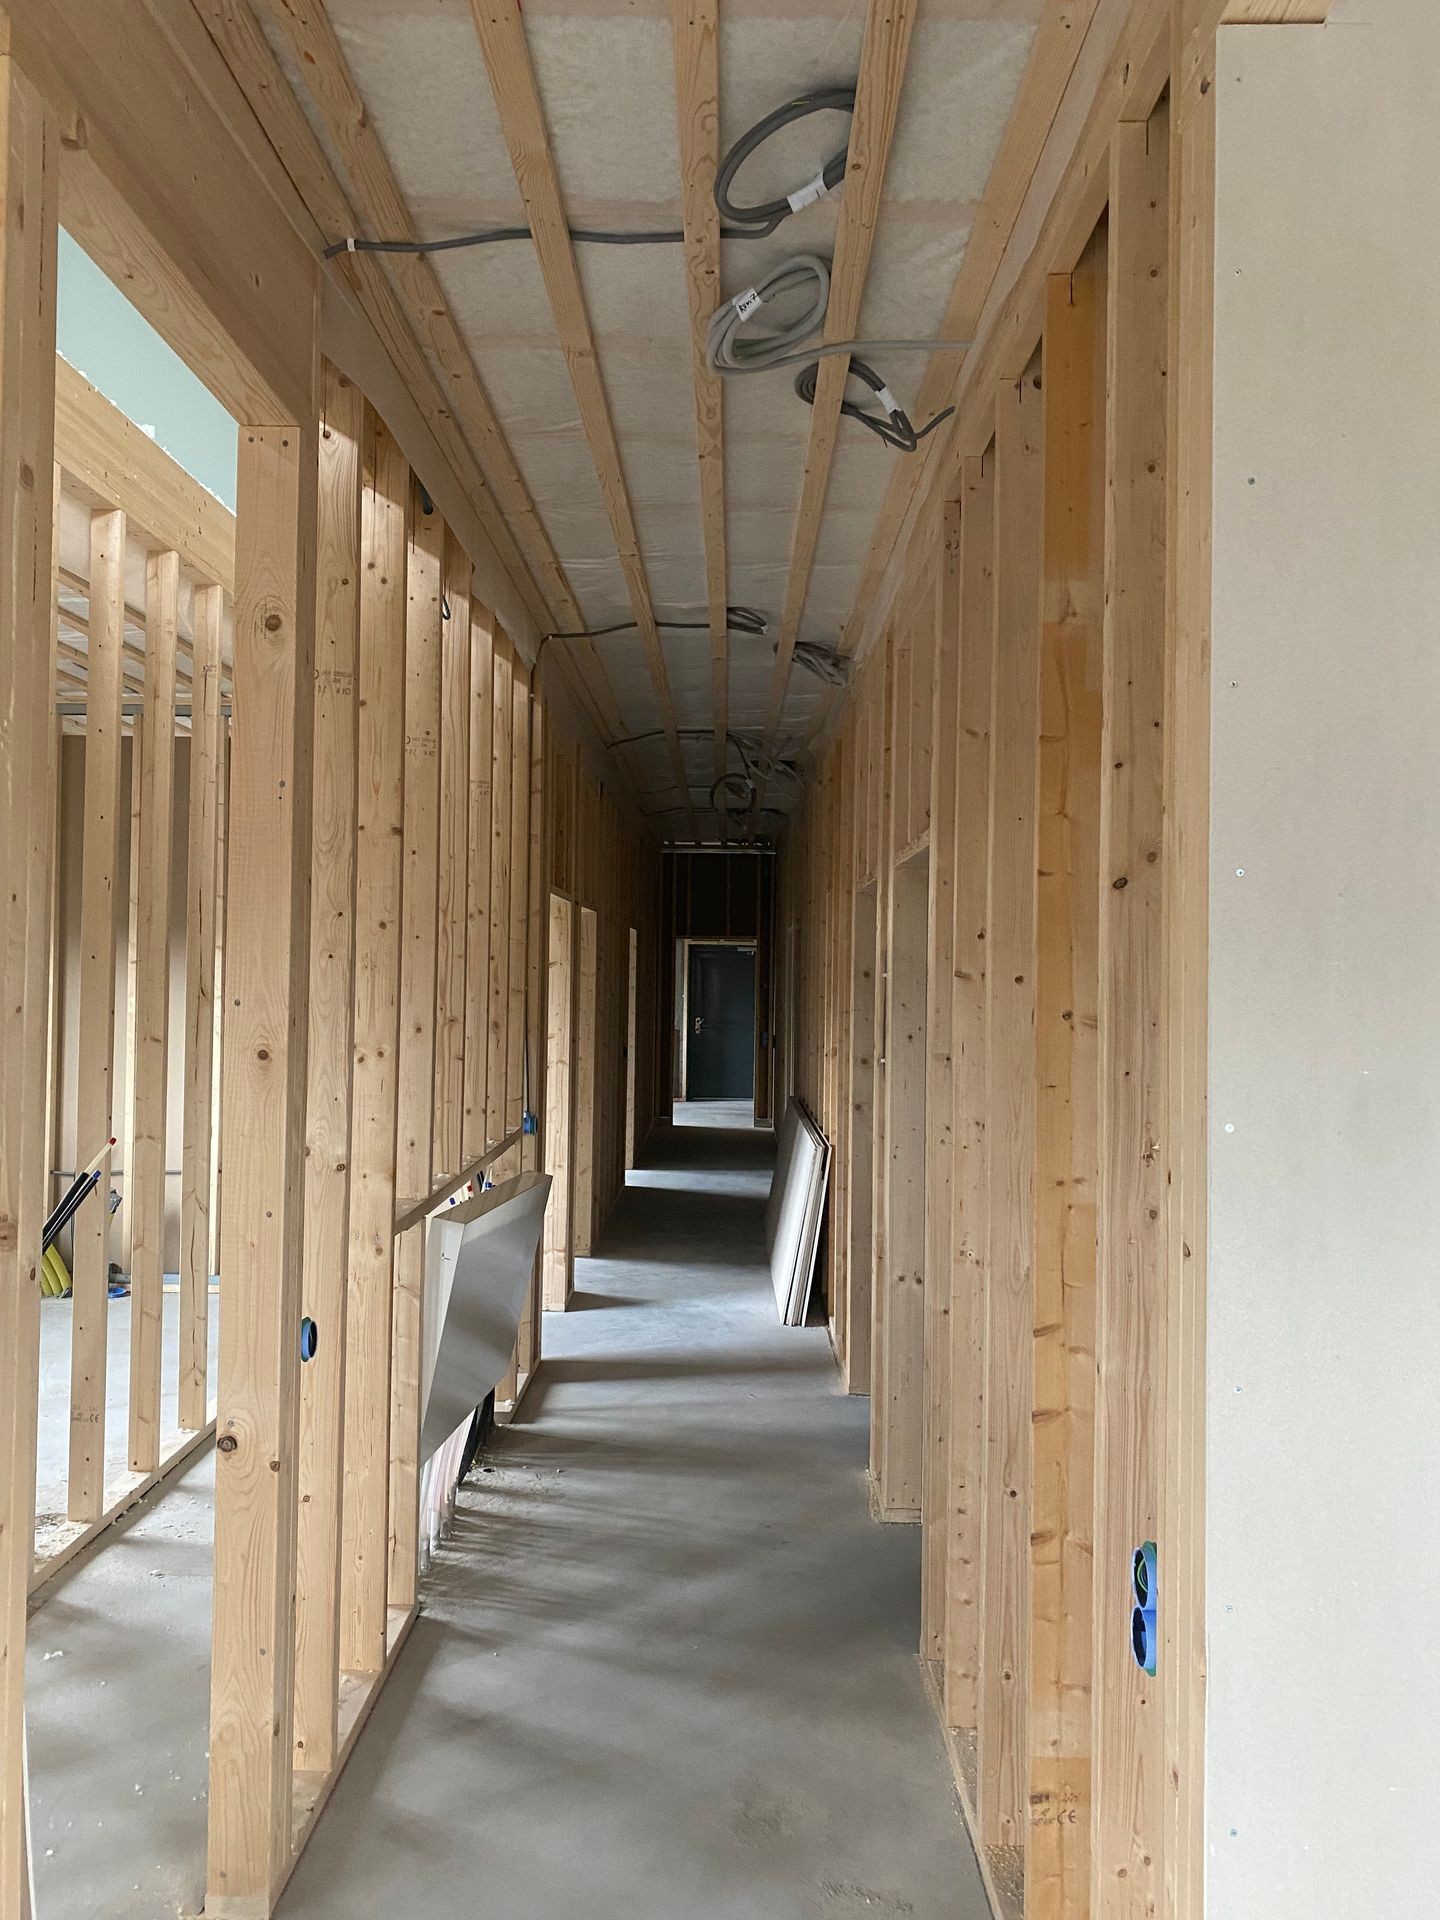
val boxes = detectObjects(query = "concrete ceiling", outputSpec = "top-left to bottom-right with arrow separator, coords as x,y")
260,0 -> 1043,837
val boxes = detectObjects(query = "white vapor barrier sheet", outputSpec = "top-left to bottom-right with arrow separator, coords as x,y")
420,1169 -> 552,1458
765,1097 -> 831,1327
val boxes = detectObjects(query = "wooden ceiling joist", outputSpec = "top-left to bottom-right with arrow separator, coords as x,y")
755,0 -> 920,758
189,0 -> 632,771
468,0 -> 700,841
668,0 -> 729,789
831,0 -> 1100,685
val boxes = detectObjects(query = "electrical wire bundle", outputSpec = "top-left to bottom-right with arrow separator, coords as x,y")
704,89 -> 970,450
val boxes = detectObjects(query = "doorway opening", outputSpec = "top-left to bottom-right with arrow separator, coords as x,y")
675,939 -> 757,1129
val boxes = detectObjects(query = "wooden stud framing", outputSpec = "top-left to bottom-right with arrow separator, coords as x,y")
543,892 -> 576,1312
293,360 -> 363,1778
978,361 -> 1044,1863
759,0 -> 918,749
206,416 -> 318,1915
390,493 -> 443,1611
127,544 -> 179,1477
944,447 -> 997,1735
68,505 -> 126,1521
0,45 -> 57,1912
667,0 -> 728,782
179,582 -> 225,1432
487,634 -> 513,1149
463,603 -> 495,1163
1092,103 -> 1170,1920
341,416 -> 408,1680
467,0 -> 696,835
1028,244 -> 1106,1916
435,542 -> 472,1181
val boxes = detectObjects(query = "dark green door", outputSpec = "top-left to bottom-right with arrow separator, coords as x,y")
686,945 -> 756,1099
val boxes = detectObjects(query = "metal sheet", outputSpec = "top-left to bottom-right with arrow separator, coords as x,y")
419,1169 -> 552,1458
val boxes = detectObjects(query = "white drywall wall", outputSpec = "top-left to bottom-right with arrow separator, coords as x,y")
1206,10 -> 1440,1914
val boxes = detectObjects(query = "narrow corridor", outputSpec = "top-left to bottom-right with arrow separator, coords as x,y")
282,1115 -> 991,1918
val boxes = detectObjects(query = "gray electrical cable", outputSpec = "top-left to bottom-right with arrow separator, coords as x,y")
706,256 -> 832,374
707,259 -> 976,377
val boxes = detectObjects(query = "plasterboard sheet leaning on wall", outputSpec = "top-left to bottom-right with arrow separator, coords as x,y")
766,1098 -> 831,1326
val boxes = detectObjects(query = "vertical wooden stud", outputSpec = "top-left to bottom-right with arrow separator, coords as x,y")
978,361 -> 1044,1861
68,506 -> 127,1521
1093,105 -> 1170,1920
462,602 -> 494,1163
293,360 -> 362,1776
179,582 -> 224,1431
129,546 -> 180,1476
389,492 -> 442,1609
206,413 -> 318,1913
1028,244 -> 1107,1916
0,52 -> 57,1912
340,415 -> 408,1677
434,541 -> 471,1179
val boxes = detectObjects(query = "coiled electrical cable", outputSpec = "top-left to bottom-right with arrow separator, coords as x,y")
713,86 -> 856,229
706,256 -> 832,374
790,639 -> 851,688
793,356 -> 954,453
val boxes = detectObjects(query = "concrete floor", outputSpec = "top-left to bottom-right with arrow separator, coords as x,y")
34,1291 -> 219,1559
27,1117 -> 988,1920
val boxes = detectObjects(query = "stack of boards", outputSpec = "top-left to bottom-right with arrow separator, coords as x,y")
765,1098 -> 831,1326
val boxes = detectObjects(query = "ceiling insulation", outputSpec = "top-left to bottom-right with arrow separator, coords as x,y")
260,0 -> 1043,837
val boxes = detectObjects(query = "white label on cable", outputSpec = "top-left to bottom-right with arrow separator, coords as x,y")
786,172 -> 831,213
876,385 -> 900,417
733,286 -> 765,321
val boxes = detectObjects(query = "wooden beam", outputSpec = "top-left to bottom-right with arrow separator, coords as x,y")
206,415 -> 318,1913
487,634 -> 513,1148
1161,14 -> 1216,1911
838,1 -> 1101,669
507,665 -> 531,1137
434,540 -> 471,1179
922,492 -> 962,1664
1028,244 -> 1106,1917
128,545 -> 180,1476
667,0 -> 728,782
293,359 -> 362,1778
467,0 -> 697,835
542,893 -> 576,1311
462,603 -> 495,1162
68,506 -> 126,1523
3,0 -> 316,423
944,446 -> 996,1733
978,361 -> 1044,1861
54,354 -> 235,588
179,581 -> 224,1431
757,0 -> 919,748
0,46 -> 57,1914
240,0 -> 579,637
389,493 -> 443,1612
1093,102 -> 1170,1920
340,414 -> 407,1678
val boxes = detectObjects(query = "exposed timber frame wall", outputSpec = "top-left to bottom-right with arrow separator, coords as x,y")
775,7 -> 1346,1916
0,14 -> 661,1914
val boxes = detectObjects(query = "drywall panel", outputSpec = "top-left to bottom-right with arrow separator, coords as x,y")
1206,13 -> 1440,1915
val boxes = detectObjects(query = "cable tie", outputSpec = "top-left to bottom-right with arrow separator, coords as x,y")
786,171 -> 831,214
732,285 -> 765,321
875,384 -> 900,417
